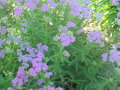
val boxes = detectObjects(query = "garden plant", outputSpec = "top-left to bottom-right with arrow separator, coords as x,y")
0,0 -> 120,90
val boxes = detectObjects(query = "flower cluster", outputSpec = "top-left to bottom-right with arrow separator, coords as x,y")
8,37 -> 63,89
0,49 -> 5,58
111,0 -> 119,5
102,49 -> 120,65
14,6 -> 24,16
68,0 -> 83,16
47,0 -> 57,7
12,67 -> 28,88
114,44 -> 120,50
14,0 -> 40,17
16,0 -> 24,4
66,21 -> 76,28
0,26 -> 8,35
9,34 -> 58,89
41,3 -> 49,11
41,0 -> 57,12
0,0 -> 6,9
25,0 -> 40,9
14,0 -> 58,16
65,0 -> 92,19
54,26 -> 76,47
78,29 -> 84,34
87,31 -> 102,44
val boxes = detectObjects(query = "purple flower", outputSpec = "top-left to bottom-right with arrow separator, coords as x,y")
16,0 -> 23,3
109,49 -> 120,63
17,67 -> 25,77
102,53 -> 108,62
0,0 -> 6,5
82,8 -> 89,17
22,63 -> 29,68
38,79 -> 44,85
59,31 -> 76,47
14,6 -> 24,16
68,0 -> 82,16
60,33 -> 71,46
12,67 -> 28,88
45,72 -> 53,78
78,29 -> 84,34
21,27 -> 26,32
114,44 -> 119,48
22,23 -> 27,27
7,87 -> 14,90
87,31 -> 102,44
116,18 -> 120,25
0,50 -> 5,58
29,89 -> 33,90
57,87 -> 64,90
69,36 -> 76,42
66,21 -> 76,28
0,26 -> 7,35
41,4 -> 49,11
42,45 -> 49,51
118,8 -> 120,11
33,0 -> 40,4
37,52 -> 44,59
60,0 -> 66,4
47,0 -> 52,3
12,78 -> 18,86
70,9 -> 80,16
29,68 -> 37,77
117,12 -> 120,16
49,1 -> 57,7
42,63 -> 48,71
47,86 -> 55,90
111,1 -> 119,5
0,6 -> 3,9
59,27 -> 68,33
25,2 -> 36,9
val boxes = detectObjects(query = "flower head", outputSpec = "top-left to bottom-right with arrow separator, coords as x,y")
66,21 -> 76,28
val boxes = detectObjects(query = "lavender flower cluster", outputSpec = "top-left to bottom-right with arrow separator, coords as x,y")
13,0 -> 93,19
14,0 -> 58,16
102,49 -> 120,65
86,31 -> 102,44
67,0 -> 92,18
54,22 -> 76,47
12,42 -> 50,87
7,33 -> 63,89
0,0 -> 6,9
111,0 -> 120,5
